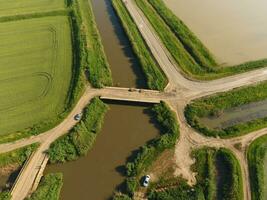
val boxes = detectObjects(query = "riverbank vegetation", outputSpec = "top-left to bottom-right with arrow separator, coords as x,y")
0,144 -> 38,168
136,0 -> 267,80
248,135 -> 267,200
48,98 -> 108,163
147,148 -> 243,200
74,0 -> 112,88
112,102 -> 179,198
185,81 -> 267,138
112,0 -> 167,91
0,192 -> 11,200
26,173 -> 63,200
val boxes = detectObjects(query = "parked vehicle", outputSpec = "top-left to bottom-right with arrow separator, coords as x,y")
143,175 -> 151,187
74,113 -> 82,121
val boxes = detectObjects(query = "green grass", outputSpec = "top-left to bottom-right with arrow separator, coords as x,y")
0,0 -> 66,17
26,173 -> 63,200
48,97 -> 108,163
0,192 -> 11,200
192,148 -> 216,200
112,0 -> 167,91
185,81 -> 267,138
0,144 -> 38,167
248,135 -> 267,200
136,0 -> 267,80
148,179 -> 203,200
0,16 -> 74,138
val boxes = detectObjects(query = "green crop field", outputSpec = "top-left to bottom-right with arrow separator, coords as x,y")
248,135 -> 267,200
0,16 -> 73,137
0,0 -> 66,17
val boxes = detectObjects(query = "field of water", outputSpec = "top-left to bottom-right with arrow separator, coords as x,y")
164,0 -> 267,65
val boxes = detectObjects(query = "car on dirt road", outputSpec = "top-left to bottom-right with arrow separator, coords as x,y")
143,175 -> 151,187
74,113 -> 82,121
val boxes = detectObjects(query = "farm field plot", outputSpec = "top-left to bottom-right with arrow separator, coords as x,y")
0,0 -> 66,17
248,135 -> 267,200
0,16 -> 73,137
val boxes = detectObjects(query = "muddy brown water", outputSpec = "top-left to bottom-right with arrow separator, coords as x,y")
164,0 -> 267,65
91,0 -> 147,88
199,99 -> 267,130
45,102 -> 160,200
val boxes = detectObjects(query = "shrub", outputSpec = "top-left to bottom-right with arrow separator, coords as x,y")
48,98 -> 108,163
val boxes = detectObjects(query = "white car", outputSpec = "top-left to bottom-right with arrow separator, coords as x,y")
74,113 -> 82,121
143,175 -> 151,187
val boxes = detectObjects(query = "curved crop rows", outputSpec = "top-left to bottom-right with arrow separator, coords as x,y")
0,16 -> 73,138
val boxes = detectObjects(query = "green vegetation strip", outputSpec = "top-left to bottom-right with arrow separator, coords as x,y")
248,135 -> 267,200
48,97 -> 108,163
0,0 -> 66,17
112,0 -> 167,91
148,148 -> 243,200
0,144 -> 38,168
136,0 -> 267,80
26,173 -> 63,200
185,81 -> 267,138
114,102 -> 179,198
0,192 -> 11,200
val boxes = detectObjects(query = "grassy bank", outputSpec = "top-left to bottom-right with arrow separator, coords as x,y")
136,0 -> 267,80
0,144 -> 38,168
74,0 -> 112,88
192,148 -> 216,200
185,81 -> 267,138
48,97 -> 108,163
113,102 -> 179,198
147,148 -> 243,200
27,173 -> 63,200
112,0 -> 167,91
0,192 -> 11,200
248,135 -> 267,200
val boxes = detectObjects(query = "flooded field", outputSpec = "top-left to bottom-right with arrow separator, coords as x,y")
45,102 -> 160,200
199,99 -> 267,130
91,0 -> 146,88
164,0 -> 267,65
